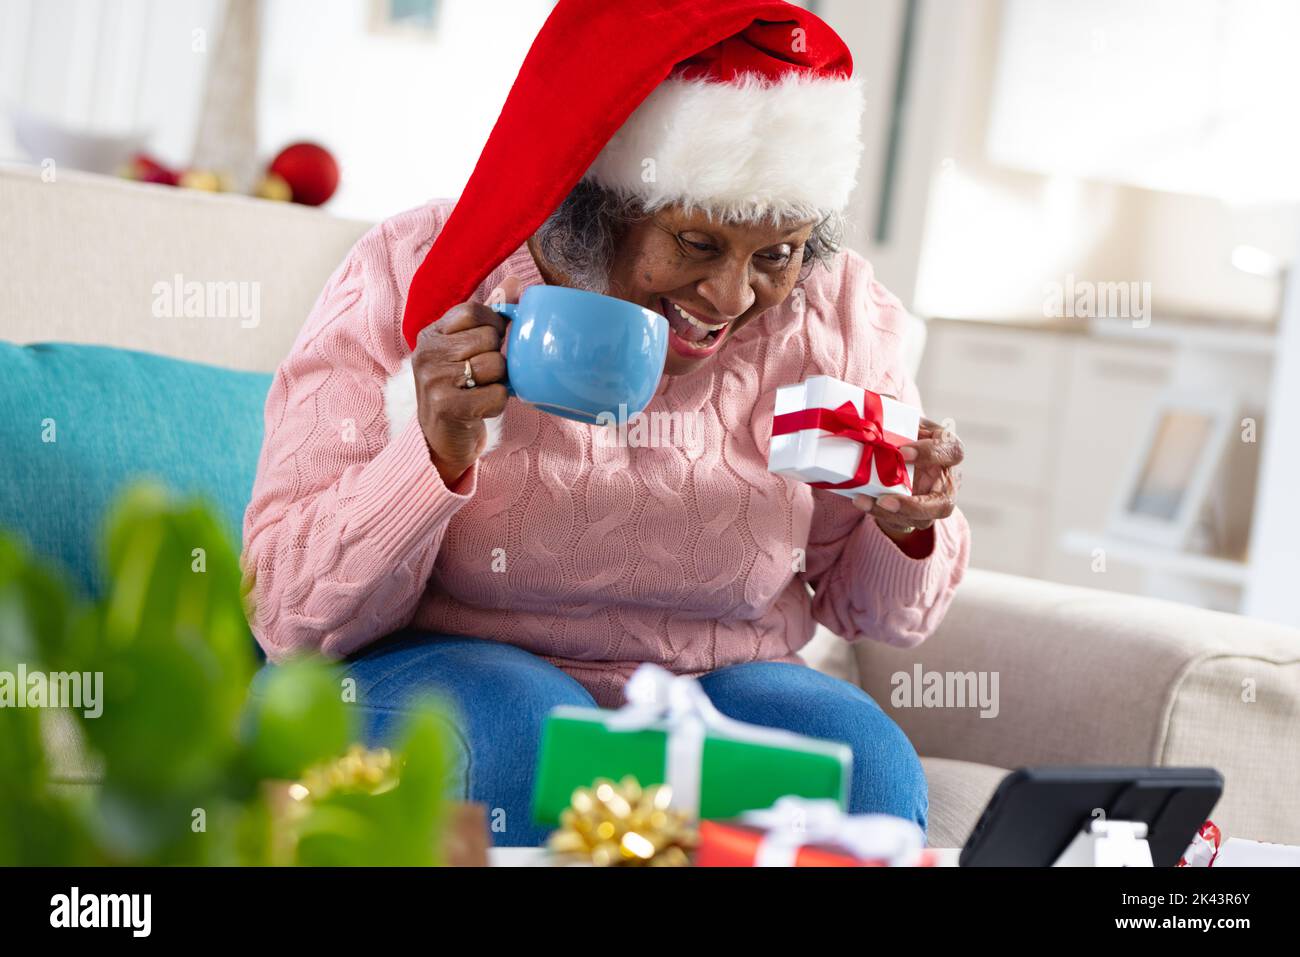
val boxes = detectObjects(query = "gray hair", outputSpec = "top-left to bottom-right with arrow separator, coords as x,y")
532,180 -> 844,293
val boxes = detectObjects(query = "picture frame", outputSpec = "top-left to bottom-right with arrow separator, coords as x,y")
368,0 -> 441,37
1106,389 -> 1238,549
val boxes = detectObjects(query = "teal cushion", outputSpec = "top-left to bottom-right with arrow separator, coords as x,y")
0,342 -> 272,599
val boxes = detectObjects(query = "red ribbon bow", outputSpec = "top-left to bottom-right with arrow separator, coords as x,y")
771,391 -> 912,493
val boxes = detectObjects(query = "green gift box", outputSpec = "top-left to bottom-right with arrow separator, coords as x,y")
531,665 -> 852,825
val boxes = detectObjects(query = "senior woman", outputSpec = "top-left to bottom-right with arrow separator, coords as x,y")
242,0 -> 969,847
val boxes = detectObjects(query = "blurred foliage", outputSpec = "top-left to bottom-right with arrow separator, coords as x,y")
0,482 -> 454,866
292,710 -> 451,866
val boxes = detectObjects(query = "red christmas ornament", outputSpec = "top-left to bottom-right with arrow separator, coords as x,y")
127,153 -> 180,186
267,142 -> 339,206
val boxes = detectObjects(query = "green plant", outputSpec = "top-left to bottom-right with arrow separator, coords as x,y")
0,482 -> 453,866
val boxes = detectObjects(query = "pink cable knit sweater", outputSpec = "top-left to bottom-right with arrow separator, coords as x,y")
242,199 -> 970,706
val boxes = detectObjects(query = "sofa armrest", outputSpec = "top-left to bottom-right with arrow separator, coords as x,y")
853,569 -> 1300,845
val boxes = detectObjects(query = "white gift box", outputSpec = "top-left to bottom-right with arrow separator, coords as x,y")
767,375 -> 920,500
1212,837 -> 1300,867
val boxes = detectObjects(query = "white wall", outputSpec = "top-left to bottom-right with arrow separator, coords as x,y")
257,0 -> 554,220
909,0 -> 1140,320
910,0 -> 1297,323
0,0 -> 222,166
1244,238 -> 1300,625
1129,190 -> 1298,320
988,0 -> 1300,205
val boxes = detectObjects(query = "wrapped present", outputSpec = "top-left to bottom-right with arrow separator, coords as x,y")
696,797 -> 937,867
1179,819 -> 1300,866
1212,836 -> 1300,866
532,664 -> 852,826
1177,820 -> 1221,867
767,374 -> 920,499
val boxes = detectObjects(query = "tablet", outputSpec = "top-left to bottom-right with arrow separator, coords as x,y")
959,766 -> 1224,867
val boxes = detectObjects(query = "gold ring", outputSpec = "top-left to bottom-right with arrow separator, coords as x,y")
462,359 -> 476,389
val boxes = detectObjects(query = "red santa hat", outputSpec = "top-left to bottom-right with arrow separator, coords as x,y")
401,0 -> 863,349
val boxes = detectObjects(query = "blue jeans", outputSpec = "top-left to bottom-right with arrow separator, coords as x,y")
267,630 -> 928,847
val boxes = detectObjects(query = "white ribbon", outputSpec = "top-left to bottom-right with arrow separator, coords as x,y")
741,797 -> 927,867
604,664 -> 842,816
603,664 -> 722,813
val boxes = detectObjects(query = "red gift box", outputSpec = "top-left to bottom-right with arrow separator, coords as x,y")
695,799 -> 937,867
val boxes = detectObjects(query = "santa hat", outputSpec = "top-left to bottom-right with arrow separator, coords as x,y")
401,0 -> 863,349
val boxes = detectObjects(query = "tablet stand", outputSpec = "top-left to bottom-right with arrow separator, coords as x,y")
1052,819 -> 1154,867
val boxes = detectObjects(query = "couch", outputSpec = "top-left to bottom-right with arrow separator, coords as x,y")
4,164 -> 1298,849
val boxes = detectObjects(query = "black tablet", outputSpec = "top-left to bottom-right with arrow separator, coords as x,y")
959,766 -> 1224,867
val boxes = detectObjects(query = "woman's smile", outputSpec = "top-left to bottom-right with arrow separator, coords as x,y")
659,297 -> 733,358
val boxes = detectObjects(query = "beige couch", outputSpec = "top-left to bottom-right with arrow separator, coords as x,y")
5,164 -> 1299,849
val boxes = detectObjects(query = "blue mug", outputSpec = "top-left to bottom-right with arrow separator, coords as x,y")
491,285 -> 669,423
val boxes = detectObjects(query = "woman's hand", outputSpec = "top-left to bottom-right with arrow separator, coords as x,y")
853,416 -> 963,550
412,277 -> 522,487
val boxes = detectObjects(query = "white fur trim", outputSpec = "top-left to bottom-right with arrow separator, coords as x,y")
383,357 -> 502,454
383,358 -> 420,441
584,72 -> 864,222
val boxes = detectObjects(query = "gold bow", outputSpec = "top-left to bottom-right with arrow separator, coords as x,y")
289,744 -> 400,804
548,776 -> 697,866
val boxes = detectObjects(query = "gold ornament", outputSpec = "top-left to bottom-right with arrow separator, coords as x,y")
263,745 -> 402,865
291,744 -> 400,805
548,776 -> 697,867
255,172 -> 293,202
178,169 -> 224,192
